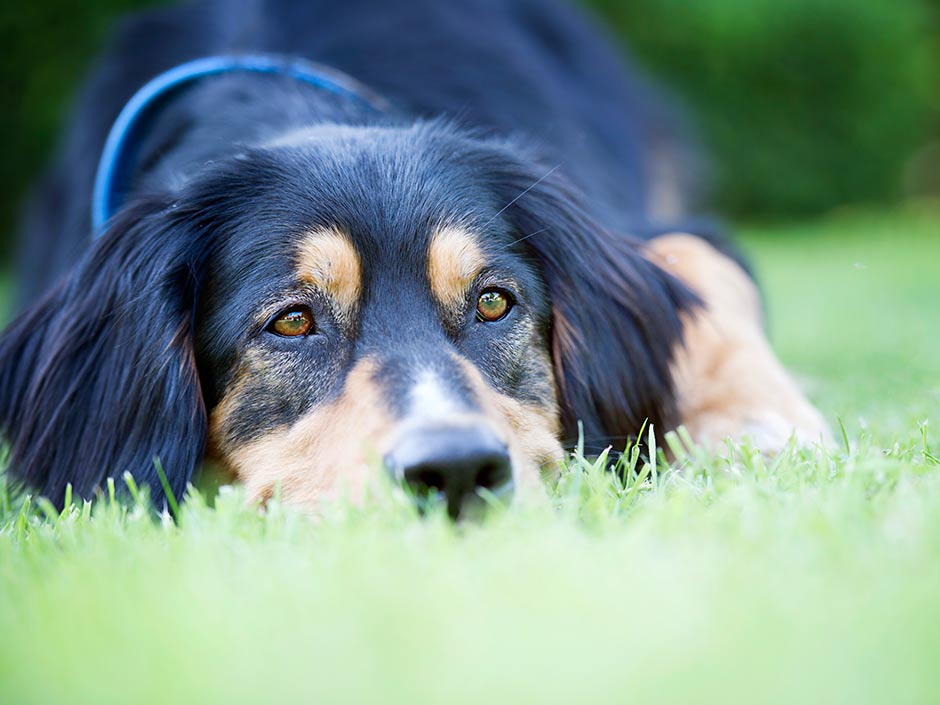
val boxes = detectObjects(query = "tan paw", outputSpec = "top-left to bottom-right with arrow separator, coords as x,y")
681,403 -> 832,454
645,233 -> 832,455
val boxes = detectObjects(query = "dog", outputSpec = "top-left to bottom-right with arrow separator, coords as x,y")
0,0 -> 829,517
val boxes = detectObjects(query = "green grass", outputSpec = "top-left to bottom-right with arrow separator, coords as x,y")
2,206 -> 939,704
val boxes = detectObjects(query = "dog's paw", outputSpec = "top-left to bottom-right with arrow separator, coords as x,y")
682,402 -> 832,454
646,233 -> 833,457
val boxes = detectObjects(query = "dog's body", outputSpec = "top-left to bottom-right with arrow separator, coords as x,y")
19,0 -> 695,295
2,0 -> 828,515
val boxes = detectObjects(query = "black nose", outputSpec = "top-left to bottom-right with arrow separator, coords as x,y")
385,425 -> 513,518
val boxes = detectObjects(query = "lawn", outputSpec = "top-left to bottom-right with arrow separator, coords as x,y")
1,206 -> 938,704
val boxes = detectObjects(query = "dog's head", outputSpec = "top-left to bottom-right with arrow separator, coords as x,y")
0,122 -> 691,516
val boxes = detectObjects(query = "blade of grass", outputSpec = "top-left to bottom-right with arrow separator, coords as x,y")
837,416 -> 851,455
648,424 -> 658,488
123,472 -> 142,506
921,421 -> 940,465
153,457 -> 180,522
13,494 -> 31,541
36,497 -> 59,523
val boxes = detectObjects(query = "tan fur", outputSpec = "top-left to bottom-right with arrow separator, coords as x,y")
454,357 -> 565,493
212,352 -> 563,508
216,359 -> 393,508
211,219 -> 565,508
646,234 -> 831,450
205,349 -> 274,461
427,226 -> 486,310
296,228 -> 362,326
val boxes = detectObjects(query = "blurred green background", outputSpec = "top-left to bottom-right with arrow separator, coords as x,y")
1,0 -> 938,258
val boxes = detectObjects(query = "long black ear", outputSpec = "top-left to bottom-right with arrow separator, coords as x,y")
489,155 -> 699,449
0,198 -> 207,508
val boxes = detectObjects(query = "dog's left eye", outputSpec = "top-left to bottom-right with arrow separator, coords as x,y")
476,288 -> 513,322
268,307 -> 315,337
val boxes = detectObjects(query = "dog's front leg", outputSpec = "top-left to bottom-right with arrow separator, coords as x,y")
646,234 -> 831,451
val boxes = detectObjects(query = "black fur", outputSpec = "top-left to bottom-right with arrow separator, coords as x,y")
2,0 -> 732,507
477,143 -> 696,446
0,197 -> 208,503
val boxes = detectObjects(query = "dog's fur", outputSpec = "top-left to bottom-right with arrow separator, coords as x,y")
0,0 -> 828,511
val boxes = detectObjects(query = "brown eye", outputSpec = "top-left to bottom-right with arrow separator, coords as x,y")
269,307 -> 314,337
476,288 -> 512,322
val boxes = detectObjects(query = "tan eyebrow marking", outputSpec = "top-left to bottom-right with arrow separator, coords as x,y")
427,226 -> 487,309
296,228 -> 362,326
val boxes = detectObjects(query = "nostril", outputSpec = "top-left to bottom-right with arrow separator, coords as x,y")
410,467 -> 446,493
474,460 -> 512,492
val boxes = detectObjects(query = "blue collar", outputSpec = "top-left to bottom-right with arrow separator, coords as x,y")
92,54 -> 388,237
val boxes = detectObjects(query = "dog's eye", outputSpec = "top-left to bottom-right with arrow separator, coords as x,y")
476,289 -> 512,322
268,307 -> 315,337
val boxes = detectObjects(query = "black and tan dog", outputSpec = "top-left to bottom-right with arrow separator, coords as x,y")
0,0 -> 828,517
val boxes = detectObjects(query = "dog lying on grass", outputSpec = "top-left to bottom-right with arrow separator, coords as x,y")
0,0 -> 828,517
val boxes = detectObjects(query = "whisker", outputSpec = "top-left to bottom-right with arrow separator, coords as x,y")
504,226 -> 551,249
482,163 -> 562,229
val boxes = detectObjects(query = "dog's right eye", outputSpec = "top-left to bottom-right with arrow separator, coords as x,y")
267,307 -> 315,337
